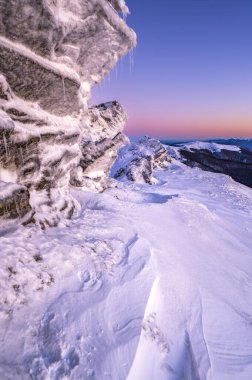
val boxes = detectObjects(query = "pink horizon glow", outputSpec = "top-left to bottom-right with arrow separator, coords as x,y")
125,116 -> 252,139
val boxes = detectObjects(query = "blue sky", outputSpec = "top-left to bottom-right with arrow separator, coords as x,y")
92,0 -> 252,138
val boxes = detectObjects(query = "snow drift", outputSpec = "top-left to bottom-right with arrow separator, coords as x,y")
0,140 -> 251,379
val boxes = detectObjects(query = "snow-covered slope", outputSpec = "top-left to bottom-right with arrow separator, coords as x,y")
0,153 -> 251,379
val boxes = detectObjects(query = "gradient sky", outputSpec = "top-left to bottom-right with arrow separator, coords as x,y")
92,0 -> 252,139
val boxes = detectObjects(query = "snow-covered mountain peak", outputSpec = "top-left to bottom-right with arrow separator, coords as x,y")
180,140 -> 241,153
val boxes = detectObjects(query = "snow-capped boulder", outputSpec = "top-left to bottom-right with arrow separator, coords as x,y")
112,136 -> 171,184
178,141 -> 252,187
0,0 -> 135,224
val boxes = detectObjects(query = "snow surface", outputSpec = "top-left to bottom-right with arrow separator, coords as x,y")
179,141 -> 241,153
0,159 -> 252,379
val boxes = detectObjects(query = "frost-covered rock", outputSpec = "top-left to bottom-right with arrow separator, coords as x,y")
87,101 -> 128,141
112,136 -> 171,184
0,182 -> 31,221
0,0 -> 135,224
71,101 -> 128,191
0,86 -> 80,225
0,0 -> 136,115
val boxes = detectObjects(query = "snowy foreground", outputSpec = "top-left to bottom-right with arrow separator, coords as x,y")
0,159 -> 252,380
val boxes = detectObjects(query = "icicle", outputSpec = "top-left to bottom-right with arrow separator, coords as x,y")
128,47 -> 135,74
62,76 -> 66,101
119,56 -> 123,73
19,147 -> 24,162
115,63 -> 118,80
14,199 -> 21,218
3,133 -> 9,159
129,49 -> 133,73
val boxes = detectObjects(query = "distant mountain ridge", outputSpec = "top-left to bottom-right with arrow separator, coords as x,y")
164,139 -> 252,188
162,138 -> 252,151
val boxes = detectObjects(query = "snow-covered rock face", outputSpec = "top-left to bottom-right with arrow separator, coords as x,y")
71,101 -> 128,191
0,0 -> 135,225
112,136 -> 171,184
0,0 -> 136,115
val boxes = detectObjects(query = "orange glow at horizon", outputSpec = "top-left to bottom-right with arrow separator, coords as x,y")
125,116 -> 252,138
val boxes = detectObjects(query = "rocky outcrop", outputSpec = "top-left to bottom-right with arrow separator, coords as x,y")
0,0 -> 135,225
71,101 -> 128,191
112,136 -> 171,184
0,0 -> 135,114
0,182 -> 31,221
0,79 -> 81,226
178,143 -> 252,187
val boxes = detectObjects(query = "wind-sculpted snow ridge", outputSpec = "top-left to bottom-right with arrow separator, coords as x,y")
111,136 -> 172,184
0,155 -> 252,379
0,0 -> 135,225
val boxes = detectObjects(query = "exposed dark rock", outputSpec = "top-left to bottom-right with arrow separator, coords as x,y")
0,40 -> 81,116
0,182 -> 31,220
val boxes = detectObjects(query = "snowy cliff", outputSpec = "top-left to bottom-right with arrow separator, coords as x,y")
0,0 -> 136,226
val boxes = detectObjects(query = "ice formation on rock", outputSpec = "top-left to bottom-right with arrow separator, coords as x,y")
70,101 -> 129,191
112,136 -> 171,184
0,0 -> 136,225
